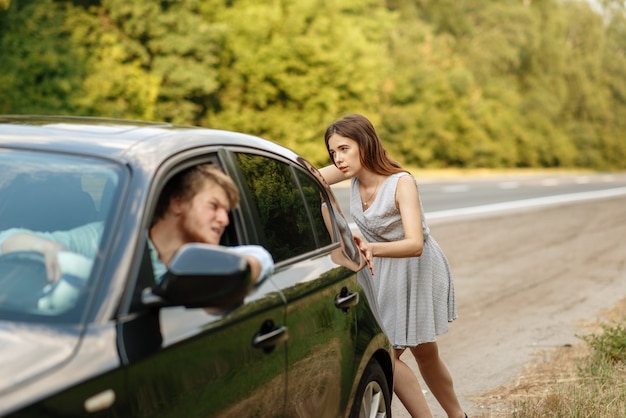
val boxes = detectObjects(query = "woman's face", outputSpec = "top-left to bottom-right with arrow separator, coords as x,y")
327,134 -> 363,178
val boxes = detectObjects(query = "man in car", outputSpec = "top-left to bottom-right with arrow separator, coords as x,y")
0,163 -> 274,284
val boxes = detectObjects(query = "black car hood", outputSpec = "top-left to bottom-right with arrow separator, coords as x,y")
0,321 -> 80,395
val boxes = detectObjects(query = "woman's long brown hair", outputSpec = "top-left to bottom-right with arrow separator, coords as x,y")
324,114 -> 406,176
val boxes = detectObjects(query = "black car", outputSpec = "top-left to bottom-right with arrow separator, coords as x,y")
0,116 -> 393,418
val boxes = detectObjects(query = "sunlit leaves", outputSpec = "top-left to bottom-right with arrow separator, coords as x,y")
203,0 -> 395,157
1,0 -> 625,169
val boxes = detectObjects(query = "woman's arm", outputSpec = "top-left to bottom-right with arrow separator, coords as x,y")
319,165 -> 347,186
366,175 -> 425,258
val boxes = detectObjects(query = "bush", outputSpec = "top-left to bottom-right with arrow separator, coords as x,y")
580,321 -> 626,366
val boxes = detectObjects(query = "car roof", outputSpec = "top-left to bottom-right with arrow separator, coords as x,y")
0,115 -> 301,170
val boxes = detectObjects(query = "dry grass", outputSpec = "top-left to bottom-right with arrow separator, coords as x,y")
469,298 -> 626,418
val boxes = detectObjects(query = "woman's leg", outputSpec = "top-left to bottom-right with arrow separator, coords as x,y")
410,342 -> 465,418
393,348 -> 433,417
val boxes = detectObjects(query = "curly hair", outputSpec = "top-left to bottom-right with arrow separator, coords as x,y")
152,163 -> 239,224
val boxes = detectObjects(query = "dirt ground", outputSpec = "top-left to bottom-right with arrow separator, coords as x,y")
390,195 -> 626,418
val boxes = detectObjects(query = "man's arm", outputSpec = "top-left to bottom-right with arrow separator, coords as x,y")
1,232 -> 67,281
229,245 -> 274,283
0,223 -> 103,281
1,232 -> 67,255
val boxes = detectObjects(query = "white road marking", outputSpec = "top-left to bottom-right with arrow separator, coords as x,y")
541,178 -> 560,186
442,185 -> 470,193
425,187 -> 626,220
498,181 -> 519,189
345,176 -> 626,230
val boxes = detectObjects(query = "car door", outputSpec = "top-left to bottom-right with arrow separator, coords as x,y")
117,154 -> 288,418
230,151 -> 363,417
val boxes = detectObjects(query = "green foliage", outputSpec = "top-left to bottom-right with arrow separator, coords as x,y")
63,7 -> 161,119
383,0 -> 626,169
0,0 -> 86,114
510,321 -> 626,417
93,0 -> 225,123
1,0 -> 625,169
202,0 -> 395,165
581,321 -> 626,366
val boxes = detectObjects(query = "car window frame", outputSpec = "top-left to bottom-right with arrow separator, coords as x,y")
115,148 -> 244,318
221,148 -> 342,269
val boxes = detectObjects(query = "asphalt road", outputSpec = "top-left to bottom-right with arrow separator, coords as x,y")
332,173 -> 626,418
330,172 -> 626,223
423,194 -> 626,418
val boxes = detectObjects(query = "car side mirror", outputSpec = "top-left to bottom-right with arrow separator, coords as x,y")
142,243 -> 252,310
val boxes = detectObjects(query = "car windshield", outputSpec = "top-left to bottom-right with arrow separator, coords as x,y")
0,149 -> 123,323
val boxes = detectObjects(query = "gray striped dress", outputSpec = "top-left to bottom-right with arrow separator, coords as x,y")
352,172 -> 457,347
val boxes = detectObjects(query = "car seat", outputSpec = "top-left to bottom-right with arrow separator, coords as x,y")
0,172 -> 98,232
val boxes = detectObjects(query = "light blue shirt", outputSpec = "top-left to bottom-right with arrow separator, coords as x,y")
0,222 -> 103,260
146,237 -> 274,283
0,222 -> 274,283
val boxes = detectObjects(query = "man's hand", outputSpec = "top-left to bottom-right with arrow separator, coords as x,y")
40,241 -> 68,282
2,233 -> 68,282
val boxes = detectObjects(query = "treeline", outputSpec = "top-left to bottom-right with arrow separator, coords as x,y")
1,0 -> 625,169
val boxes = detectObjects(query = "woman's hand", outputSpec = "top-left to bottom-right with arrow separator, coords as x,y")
354,236 -> 374,276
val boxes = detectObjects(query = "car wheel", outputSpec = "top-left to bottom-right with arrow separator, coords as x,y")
349,359 -> 391,418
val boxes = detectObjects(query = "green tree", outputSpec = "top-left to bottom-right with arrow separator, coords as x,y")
0,0 -> 160,119
378,1 -> 523,168
597,0 -> 626,167
0,0 -> 86,114
64,6 -> 160,119
201,0 -> 396,164
92,0 -> 225,123
1,0 -> 625,169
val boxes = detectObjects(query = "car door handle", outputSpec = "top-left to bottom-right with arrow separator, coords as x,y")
335,286 -> 359,312
252,319 -> 288,353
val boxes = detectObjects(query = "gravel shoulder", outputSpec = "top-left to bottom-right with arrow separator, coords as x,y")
391,195 -> 626,418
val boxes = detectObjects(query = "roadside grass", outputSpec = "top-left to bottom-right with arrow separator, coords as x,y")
511,346 -> 626,417
473,298 -> 626,417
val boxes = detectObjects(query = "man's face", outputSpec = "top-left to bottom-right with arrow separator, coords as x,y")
179,181 -> 231,245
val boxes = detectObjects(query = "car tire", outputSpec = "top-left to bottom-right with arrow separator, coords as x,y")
349,358 -> 392,418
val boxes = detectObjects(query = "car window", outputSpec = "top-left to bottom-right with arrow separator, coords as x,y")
234,153 -> 332,263
0,149 -> 123,322
294,169 -> 333,248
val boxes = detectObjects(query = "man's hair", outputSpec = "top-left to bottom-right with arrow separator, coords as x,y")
152,163 -> 239,224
